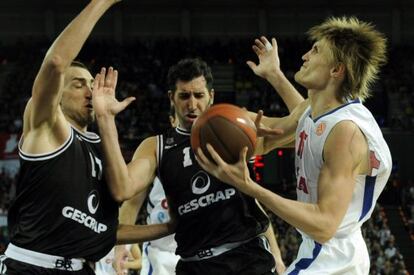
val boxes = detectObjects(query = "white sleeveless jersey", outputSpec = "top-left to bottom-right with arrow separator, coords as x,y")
145,177 -> 177,252
295,99 -> 392,238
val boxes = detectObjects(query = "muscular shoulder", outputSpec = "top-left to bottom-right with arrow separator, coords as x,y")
132,136 -> 157,161
323,120 -> 368,173
21,98 -> 70,154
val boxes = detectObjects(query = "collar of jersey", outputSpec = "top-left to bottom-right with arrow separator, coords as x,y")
175,126 -> 191,136
71,124 -> 101,142
311,98 -> 360,123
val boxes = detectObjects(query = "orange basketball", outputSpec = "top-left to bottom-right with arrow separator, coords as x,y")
191,104 -> 257,164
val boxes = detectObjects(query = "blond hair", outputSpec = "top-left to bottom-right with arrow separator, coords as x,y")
308,16 -> 387,101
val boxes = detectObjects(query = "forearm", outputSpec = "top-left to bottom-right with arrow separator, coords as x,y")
116,223 -> 173,245
263,223 -> 284,270
45,0 -> 116,69
248,181 -> 333,243
97,115 -> 135,202
265,71 -> 304,112
119,191 -> 147,225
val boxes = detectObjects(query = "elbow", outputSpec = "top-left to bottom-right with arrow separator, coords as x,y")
311,224 -> 338,244
111,190 -> 133,203
43,54 -> 67,74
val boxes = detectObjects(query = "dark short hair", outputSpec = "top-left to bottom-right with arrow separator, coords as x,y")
167,58 -> 213,94
70,60 -> 89,71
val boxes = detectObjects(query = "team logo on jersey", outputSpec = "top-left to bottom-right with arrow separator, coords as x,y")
297,130 -> 308,159
315,122 -> 326,136
166,137 -> 175,145
191,171 -> 211,195
87,190 -> 100,214
369,150 -> 381,176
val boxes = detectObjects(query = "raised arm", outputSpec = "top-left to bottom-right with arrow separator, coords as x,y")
247,36 -> 304,112
197,120 -> 368,244
29,0 -> 120,130
92,67 -> 159,201
252,99 -> 309,155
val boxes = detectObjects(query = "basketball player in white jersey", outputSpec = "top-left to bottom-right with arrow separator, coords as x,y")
139,176 -> 180,275
196,17 -> 392,274
95,244 -> 141,275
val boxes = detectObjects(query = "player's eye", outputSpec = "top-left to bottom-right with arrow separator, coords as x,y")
179,93 -> 191,100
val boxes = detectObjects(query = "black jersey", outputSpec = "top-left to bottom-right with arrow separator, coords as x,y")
157,127 -> 269,258
7,126 -> 118,262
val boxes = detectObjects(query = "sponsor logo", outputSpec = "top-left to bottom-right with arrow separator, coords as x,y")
62,206 -> 107,233
191,171 -> 210,195
178,188 -> 236,215
61,189 -> 107,233
87,190 -> 99,214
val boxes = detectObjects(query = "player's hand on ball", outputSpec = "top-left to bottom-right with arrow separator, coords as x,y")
196,144 -> 254,194
255,110 -> 284,137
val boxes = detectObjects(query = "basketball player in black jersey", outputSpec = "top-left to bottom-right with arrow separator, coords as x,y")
95,57 -> 293,275
0,1 -> 172,274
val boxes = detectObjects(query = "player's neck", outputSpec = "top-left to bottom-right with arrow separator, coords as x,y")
308,88 -> 343,120
65,116 -> 88,133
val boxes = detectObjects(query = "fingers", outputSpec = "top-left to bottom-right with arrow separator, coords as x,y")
272,37 -> 278,52
195,147 -> 210,165
260,36 -> 273,51
206,144 -> 227,166
246,60 -> 257,71
257,127 -> 285,137
105,67 -> 119,89
93,73 -> 101,91
95,66 -> 119,90
99,67 -> 106,88
119,97 -> 136,111
254,110 -> 264,127
239,146 -> 248,163
253,36 -> 273,54
195,147 -> 213,172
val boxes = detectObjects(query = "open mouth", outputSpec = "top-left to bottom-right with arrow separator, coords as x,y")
86,103 -> 93,109
186,114 -> 198,121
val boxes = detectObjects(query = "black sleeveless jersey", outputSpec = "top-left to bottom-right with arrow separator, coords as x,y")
7,126 -> 118,261
157,127 -> 269,257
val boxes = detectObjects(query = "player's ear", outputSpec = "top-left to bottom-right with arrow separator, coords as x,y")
208,89 -> 215,106
331,63 -> 345,79
168,90 -> 174,105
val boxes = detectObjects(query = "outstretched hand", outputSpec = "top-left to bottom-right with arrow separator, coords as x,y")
195,144 -> 255,195
92,67 -> 135,117
247,36 -> 281,79
254,110 -> 284,137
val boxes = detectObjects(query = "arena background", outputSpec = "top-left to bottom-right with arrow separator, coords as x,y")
0,0 -> 413,274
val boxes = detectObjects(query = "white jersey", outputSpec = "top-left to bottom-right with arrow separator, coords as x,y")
286,99 -> 392,274
95,245 -> 130,275
145,177 -> 177,252
141,177 -> 179,275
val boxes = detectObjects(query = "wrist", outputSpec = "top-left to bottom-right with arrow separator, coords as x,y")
242,178 -> 259,196
265,68 -> 285,83
95,113 -> 115,122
